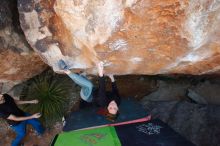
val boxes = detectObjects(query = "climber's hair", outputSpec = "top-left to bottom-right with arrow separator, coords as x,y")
105,111 -> 119,122
97,108 -> 119,122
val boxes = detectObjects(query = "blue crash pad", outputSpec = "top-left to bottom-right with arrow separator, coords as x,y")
63,98 -> 148,131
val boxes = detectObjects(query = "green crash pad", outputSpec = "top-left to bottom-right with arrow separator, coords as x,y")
52,126 -> 121,146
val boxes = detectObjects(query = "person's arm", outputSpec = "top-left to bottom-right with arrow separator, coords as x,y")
96,62 -> 108,107
97,76 -> 108,106
15,99 -> 39,105
7,113 -> 41,121
108,75 -> 121,105
111,82 -> 121,105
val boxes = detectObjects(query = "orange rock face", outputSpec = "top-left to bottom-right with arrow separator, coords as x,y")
0,48 -> 46,83
18,0 -> 220,75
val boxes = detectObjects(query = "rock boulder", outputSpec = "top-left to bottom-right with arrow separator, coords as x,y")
18,0 -> 220,75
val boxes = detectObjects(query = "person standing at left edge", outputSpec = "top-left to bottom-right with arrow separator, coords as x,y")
0,93 -> 44,146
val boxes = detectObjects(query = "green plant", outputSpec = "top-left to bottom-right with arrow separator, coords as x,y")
20,70 -> 72,128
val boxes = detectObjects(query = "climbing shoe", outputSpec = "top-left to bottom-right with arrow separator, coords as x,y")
58,59 -> 69,70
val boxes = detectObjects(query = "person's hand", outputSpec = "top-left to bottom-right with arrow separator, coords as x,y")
60,69 -> 71,74
32,113 -> 41,119
107,74 -> 115,82
97,61 -> 104,77
64,69 -> 71,74
31,99 -> 39,104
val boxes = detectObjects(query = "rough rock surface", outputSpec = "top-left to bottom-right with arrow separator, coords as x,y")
142,76 -> 220,105
18,0 -> 220,75
188,80 -> 220,105
143,80 -> 190,101
141,100 -> 220,146
0,0 -> 47,85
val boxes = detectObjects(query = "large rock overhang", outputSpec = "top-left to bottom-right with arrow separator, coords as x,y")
18,0 -> 220,75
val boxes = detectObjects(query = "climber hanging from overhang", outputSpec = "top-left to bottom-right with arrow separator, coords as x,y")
59,60 -> 121,121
